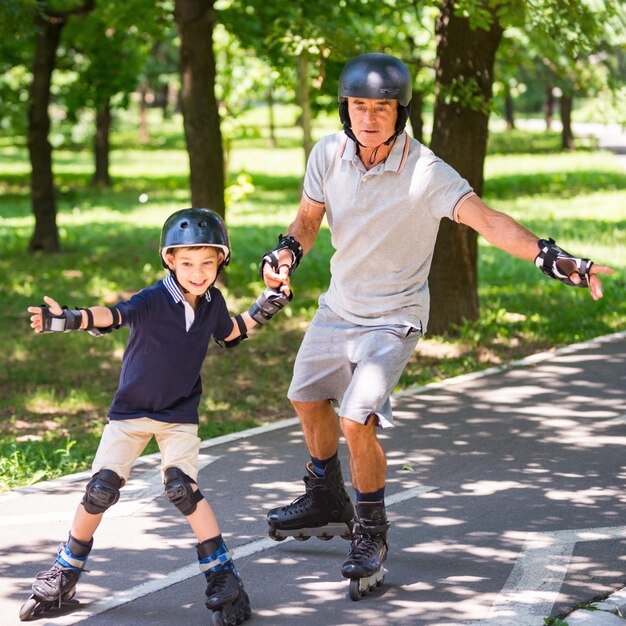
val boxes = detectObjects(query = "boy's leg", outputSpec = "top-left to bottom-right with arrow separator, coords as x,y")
20,419 -> 150,619
156,423 -> 251,624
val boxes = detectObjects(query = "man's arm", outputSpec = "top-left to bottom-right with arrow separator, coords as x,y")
457,195 -> 613,300
261,194 -> 326,289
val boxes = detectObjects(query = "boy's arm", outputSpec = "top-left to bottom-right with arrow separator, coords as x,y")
221,287 -> 292,347
28,295 -> 121,334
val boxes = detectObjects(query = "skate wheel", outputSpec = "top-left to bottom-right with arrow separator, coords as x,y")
294,535 -> 310,541
318,534 -> 333,541
268,528 -> 286,542
19,597 -> 39,621
349,578 -> 362,602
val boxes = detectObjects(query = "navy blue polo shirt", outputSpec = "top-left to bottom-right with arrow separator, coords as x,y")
108,275 -> 234,424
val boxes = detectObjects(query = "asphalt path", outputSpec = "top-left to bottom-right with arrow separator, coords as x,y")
2,331 -> 625,626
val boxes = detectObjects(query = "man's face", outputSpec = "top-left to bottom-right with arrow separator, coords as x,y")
347,97 -> 398,147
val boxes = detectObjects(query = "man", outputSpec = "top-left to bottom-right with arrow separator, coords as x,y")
260,53 -> 613,591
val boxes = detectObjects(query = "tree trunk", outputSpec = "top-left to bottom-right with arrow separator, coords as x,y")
174,0 -> 225,216
268,80 -> 276,149
27,15 -> 65,253
93,98 -> 111,186
560,93 -> 574,150
544,85 -> 554,131
296,52 -> 313,167
428,0 -> 503,335
138,82 -> 149,144
409,88 -> 424,144
504,87 -> 515,130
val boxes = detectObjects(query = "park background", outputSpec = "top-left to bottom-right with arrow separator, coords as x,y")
1,0 -> 625,492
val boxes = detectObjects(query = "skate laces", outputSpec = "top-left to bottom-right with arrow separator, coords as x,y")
281,492 -> 313,514
348,533 -> 383,560
35,563 -> 79,608
206,568 -> 230,592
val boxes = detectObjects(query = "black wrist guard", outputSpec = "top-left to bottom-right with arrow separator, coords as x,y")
535,238 -> 593,288
259,234 -> 303,277
39,306 -> 83,333
248,288 -> 293,325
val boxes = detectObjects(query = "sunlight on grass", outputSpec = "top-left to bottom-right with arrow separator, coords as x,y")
1,119 -> 625,490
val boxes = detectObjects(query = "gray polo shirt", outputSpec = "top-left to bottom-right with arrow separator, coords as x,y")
303,130 -> 474,332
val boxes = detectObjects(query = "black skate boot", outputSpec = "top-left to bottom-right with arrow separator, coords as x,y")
267,456 -> 354,542
19,534 -> 92,621
341,501 -> 389,601
197,538 -> 251,626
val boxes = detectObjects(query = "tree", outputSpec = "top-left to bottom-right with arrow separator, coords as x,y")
427,0 -> 623,333
64,1 -> 166,186
174,0 -> 225,215
427,0 -> 503,334
24,0 -> 95,253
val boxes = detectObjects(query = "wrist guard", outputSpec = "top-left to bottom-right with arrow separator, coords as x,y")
535,238 -> 593,288
248,288 -> 293,325
39,306 -> 83,333
259,234 -> 303,277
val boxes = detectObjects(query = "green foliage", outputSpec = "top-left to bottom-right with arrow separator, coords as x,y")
543,618 -> 569,626
0,109 -> 625,490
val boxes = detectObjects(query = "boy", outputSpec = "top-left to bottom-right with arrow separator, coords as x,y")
20,208 -> 291,625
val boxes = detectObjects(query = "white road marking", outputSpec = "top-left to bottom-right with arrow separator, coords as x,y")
46,484 -> 437,624
0,454 -> 218,526
6,329 -> 624,503
468,525 -> 626,625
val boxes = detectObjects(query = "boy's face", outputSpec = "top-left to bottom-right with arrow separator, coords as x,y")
165,246 -> 223,295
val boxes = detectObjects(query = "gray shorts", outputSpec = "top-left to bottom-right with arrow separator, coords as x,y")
288,302 -> 421,428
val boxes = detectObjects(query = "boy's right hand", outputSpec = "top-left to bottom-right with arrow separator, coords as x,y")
27,296 -> 82,333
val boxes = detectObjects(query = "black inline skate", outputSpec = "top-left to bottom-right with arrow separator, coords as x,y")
19,534 -> 92,621
267,456 -> 354,542
341,501 -> 389,601
197,538 -> 251,626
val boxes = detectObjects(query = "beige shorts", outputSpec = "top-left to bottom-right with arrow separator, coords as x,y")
92,418 -> 201,484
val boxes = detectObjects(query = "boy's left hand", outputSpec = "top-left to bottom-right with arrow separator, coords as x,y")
27,296 -> 64,333
27,295 -> 83,333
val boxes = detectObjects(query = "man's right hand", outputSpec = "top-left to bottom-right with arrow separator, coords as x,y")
261,248 -> 293,290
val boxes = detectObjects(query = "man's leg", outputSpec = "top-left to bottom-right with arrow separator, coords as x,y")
266,399 -> 353,539
292,399 -> 340,460
340,415 -> 386,493
340,414 -> 390,590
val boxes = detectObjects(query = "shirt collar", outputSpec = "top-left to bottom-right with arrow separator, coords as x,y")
163,274 -> 212,303
340,130 -> 409,174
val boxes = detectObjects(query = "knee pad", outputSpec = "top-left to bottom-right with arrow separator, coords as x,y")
82,469 -> 121,514
164,467 -> 204,516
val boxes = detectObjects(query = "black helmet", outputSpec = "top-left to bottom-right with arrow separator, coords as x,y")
338,53 -> 412,106
338,53 -> 412,142
160,208 -> 230,270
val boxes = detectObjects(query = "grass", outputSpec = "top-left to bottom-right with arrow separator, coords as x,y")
1,109 -> 625,491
